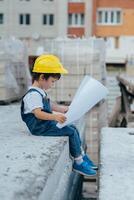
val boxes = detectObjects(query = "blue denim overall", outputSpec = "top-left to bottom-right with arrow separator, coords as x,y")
21,88 -> 82,158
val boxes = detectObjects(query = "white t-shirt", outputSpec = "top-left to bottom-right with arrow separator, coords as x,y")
23,87 -> 47,114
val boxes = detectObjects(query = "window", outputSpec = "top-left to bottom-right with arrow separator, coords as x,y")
74,14 -> 78,25
104,12 -> 108,23
43,15 -> 47,25
49,14 -> 54,25
43,14 -> 54,25
117,11 -> 121,23
111,11 -> 114,23
19,14 -> 31,25
0,13 -> 4,24
81,14 -> 84,25
68,13 -> 85,26
97,9 -> 122,25
68,14 -> 72,25
98,11 -> 102,23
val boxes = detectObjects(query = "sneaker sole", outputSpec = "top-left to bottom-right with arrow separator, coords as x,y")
73,168 -> 97,177
92,167 -> 98,170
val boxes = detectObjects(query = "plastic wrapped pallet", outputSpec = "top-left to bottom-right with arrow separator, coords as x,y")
43,38 -> 106,102
0,37 -> 31,103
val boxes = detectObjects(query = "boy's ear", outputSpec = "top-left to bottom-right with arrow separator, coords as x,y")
40,74 -> 45,80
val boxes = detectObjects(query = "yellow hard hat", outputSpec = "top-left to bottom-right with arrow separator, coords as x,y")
32,54 -> 68,74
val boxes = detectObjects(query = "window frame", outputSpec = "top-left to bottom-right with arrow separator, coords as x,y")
68,13 -> 85,27
19,13 -> 31,25
97,8 -> 122,26
0,13 -> 4,24
43,14 -> 54,26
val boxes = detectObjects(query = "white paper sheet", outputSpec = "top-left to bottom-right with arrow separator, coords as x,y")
57,75 -> 108,128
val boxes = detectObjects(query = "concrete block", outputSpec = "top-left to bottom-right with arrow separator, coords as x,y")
0,104 -> 85,200
99,127 -> 134,200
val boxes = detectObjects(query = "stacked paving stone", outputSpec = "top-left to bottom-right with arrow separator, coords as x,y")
44,38 -> 107,102
0,38 -> 31,103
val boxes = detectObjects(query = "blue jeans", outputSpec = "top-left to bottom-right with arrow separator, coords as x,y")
42,124 -> 82,158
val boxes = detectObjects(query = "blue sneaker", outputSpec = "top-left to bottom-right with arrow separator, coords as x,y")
73,161 -> 97,177
83,154 -> 98,170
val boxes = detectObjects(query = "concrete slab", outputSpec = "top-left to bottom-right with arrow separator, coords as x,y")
0,104 -> 83,200
99,127 -> 134,200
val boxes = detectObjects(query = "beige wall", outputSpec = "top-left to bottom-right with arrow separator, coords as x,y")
0,0 -> 68,39
85,0 -> 93,37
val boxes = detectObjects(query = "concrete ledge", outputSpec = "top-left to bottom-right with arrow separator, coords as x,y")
99,127 -> 134,200
0,104 -> 84,200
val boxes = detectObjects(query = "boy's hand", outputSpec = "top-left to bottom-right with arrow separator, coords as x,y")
60,106 -> 69,113
53,114 -> 67,123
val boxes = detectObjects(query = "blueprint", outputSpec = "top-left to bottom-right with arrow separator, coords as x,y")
57,75 -> 108,129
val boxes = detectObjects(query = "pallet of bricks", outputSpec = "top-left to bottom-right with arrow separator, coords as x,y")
44,38 -> 108,163
0,38 -> 31,103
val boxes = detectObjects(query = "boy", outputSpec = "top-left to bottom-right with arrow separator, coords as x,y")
21,54 -> 97,176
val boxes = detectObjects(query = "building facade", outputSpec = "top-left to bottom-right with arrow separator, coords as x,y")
0,0 -> 68,39
67,0 -> 93,38
93,0 -> 134,37
0,0 -> 93,54
92,0 -> 134,63
0,0 -> 68,54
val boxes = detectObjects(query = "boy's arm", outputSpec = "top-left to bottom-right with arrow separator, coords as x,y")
32,108 -> 66,123
51,102 -> 69,113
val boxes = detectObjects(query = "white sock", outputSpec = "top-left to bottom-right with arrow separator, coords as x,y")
74,155 -> 83,165
80,146 -> 85,156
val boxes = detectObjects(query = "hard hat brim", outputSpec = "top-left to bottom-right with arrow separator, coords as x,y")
32,67 -> 68,74
59,67 -> 68,74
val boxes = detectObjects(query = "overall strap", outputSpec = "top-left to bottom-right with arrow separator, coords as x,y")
23,88 -> 45,98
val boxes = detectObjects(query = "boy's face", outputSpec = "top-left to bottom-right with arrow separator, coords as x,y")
41,76 -> 58,90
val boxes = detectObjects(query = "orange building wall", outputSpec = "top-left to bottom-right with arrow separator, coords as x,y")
68,2 -> 85,37
96,0 -> 134,9
68,27 -> 85,38
93,0 -> 134,36
68,3 -> 85,14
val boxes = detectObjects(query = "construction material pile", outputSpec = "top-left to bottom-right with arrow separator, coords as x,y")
43,38 -> 106,102
0,37 -> 31,103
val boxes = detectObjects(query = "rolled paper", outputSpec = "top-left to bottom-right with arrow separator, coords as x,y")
57,75 -> 108,129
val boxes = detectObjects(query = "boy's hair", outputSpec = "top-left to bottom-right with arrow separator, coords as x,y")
32,72 -> 61,83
